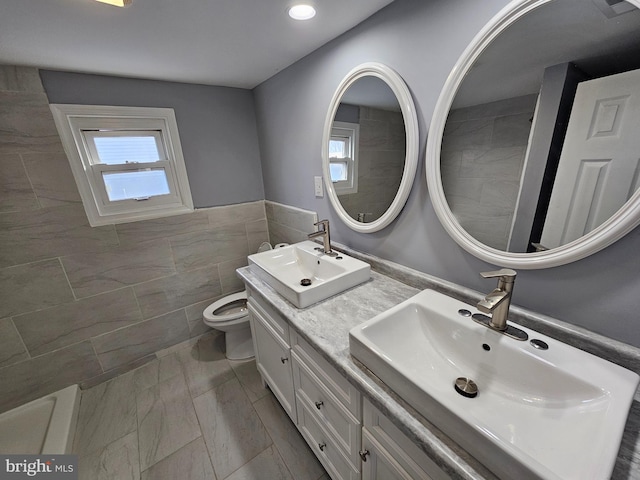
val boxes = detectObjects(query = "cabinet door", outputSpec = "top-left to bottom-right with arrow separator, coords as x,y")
362,429 -> 432,480
249,307 -> 296,422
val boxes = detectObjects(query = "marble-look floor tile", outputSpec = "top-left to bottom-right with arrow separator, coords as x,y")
230,360 -> 269,404
73,371 -> 138,456
78,431 -> 140,480
136,373 -> 201,471
133,353 -> 183,393
177,332 -> 235,398
254,393 -> 325,480
225,445 -> 293,480
140,437 -> 215,480
193,378 -> 272,479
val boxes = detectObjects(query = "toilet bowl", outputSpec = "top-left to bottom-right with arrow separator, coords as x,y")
203,290 -> 253,361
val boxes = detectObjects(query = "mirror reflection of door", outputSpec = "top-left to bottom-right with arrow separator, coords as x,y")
539,68 -> 640,248
439,0 -> 640,253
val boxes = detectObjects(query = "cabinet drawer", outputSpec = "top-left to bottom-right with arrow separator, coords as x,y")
363,399 -> 447,480
297,399 -> 360,480
249,308 -> 296,422
248,294 -> 289,344
293,351 -> 361,467
291,331 -> 361,418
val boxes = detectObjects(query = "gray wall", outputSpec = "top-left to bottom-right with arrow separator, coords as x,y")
40,70 -> 264,208
253,0 -> 640,347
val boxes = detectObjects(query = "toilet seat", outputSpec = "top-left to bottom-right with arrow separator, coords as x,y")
203,291 -> 248,327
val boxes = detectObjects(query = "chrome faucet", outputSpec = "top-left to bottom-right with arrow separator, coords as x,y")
308,219 -> 333,254
477,268 -> 517,332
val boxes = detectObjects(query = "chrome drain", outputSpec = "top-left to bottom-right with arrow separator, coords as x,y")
300,278 -> 312,286
454,377 -> 478,398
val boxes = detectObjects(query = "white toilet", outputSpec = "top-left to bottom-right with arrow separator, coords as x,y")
203,290 -> 253,361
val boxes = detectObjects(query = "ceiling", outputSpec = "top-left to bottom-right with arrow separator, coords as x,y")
453,0 -> 640,108
0,0 -> 394,89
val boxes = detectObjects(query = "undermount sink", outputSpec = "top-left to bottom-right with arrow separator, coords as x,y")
349,289 -> 639,480
248,240 -> 370,308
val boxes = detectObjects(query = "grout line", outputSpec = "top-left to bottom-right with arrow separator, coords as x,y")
18,152 -> 42,210
57,256 -> 78,302
8,316 -> 32,362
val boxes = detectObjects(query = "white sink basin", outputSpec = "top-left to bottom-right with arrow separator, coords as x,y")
349,289 -> 639,480
248,240 -> 370,308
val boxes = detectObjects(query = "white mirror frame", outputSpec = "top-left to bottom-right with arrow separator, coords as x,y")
322,62 -> 419,233
426,0 -> 640,269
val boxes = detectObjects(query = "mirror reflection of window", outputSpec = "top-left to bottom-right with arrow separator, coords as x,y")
329,122 -> 359,194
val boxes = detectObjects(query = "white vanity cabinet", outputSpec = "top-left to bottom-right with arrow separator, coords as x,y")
247,291 -> 296,422
291,331 -> 361,480
361,399 -> 447,480
247,287 -> 445,480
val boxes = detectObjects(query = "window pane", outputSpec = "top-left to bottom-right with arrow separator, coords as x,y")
330,162 -> 348,182
102,169 -> 170,201
329,138 -> 348,158
93,136 -> 161,165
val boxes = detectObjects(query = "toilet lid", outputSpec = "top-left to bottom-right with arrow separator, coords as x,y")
203,291 -> 248,323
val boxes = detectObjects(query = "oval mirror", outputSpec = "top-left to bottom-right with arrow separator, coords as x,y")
426,0 -> 640,268
323,63 -> 419,232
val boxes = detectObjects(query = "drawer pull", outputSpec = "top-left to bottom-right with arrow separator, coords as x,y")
318,442 -> 327,451
280,356 -> 289,364
359,449 -> 370,462
314,401 -> 324,410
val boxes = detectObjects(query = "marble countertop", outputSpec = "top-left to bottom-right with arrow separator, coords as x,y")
237,256 -> 640,480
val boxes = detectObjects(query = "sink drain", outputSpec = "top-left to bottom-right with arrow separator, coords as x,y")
454,377 -> 478,398
300,278 -> 312,286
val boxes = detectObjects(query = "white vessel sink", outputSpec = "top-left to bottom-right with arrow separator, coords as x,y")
349,289 -> 639,480
248,240 -> 370,308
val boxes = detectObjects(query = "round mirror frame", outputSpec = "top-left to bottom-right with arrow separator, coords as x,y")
425,0 -> 640,269
322,62 -> 419,233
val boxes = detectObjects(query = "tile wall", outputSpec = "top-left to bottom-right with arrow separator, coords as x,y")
0,66 -> 269,413
265,201 -> 317,246
441,94 -> 537,250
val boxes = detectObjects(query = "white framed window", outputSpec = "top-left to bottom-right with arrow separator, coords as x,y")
50,104 -> 193,226
329,121 -> 359,194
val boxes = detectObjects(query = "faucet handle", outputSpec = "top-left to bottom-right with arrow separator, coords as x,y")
480,268 -> 517,282
314,219 -> 329,231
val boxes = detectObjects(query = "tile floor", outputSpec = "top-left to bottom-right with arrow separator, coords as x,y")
73,331 -> 329,480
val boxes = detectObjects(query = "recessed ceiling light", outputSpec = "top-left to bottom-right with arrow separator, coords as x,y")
288,4 -> 316,20
95,0 -> 132,7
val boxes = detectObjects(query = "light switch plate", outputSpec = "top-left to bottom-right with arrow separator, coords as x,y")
314,176 -> 324,197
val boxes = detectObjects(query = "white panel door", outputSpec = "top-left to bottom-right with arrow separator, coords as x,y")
540,68 -> 640,249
